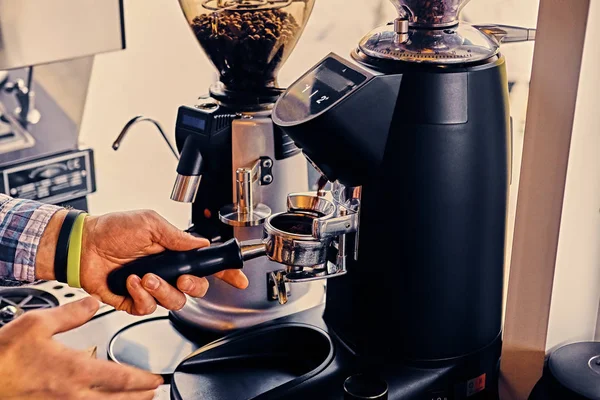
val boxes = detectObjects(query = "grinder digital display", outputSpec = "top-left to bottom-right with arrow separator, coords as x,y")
274,56 -> 368,124
272,53 -> 402,186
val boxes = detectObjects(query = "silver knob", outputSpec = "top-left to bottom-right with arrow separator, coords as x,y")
394,18 -> 409,44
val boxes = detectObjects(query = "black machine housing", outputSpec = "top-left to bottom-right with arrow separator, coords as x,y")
174,101 -> 300,241
171,50 -> 511,399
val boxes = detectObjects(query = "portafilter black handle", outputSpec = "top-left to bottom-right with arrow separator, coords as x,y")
107,238 -> 246,297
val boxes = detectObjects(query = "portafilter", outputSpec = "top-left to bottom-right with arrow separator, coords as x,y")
107,186 -> 360,304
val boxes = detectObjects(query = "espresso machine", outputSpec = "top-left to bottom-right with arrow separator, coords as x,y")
0,0 -> 125,322
168,0 -> 326,333
108,0 -> 537,398
113,0 -> 326,336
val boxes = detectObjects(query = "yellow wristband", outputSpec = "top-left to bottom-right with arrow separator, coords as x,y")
67,213 -> 87,288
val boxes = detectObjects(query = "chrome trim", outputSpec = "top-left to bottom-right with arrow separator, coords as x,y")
170,175 -> 201,203
219,159 -> 273,227
219,203 -> 271,227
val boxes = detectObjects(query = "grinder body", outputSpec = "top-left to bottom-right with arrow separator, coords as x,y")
271,51 -> 510,398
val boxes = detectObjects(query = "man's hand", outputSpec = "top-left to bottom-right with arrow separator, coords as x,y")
0,297 -> 163,400
36,210 -> 249,315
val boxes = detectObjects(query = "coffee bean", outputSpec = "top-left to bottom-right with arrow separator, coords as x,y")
407,0 -> 451,25
191,9 -> 300,91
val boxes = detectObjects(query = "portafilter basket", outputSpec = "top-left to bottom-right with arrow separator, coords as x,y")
263,194 -> 336,267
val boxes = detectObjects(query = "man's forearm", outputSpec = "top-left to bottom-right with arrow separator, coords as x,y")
35,209 -> 68,281
0,194 -> 63,285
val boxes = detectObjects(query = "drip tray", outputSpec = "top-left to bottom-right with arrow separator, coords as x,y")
171,323 -> 334,400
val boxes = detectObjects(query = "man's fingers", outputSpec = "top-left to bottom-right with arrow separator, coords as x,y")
85,390 -> 157,400
141,273 -> 187,310
177,275 -> 209,298
126,275 -> 157,315
87,358 -> 163,392
213,269 -> 249,289
155,215 -> 210,252
40,297 -> 99,335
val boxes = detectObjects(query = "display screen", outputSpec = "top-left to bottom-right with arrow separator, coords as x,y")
274,56 -> 368,123
181,114 -> 206,131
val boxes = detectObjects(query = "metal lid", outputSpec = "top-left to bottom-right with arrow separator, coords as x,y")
546,341 -> 600,399
357,22 -> 499,65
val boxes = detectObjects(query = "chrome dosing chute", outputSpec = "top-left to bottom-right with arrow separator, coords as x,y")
107,182 -> 360,305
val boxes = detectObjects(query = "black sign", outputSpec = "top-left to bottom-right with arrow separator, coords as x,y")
1,150 -> 95,204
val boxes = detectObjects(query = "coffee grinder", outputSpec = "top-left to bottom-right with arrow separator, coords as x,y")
108,0 -> 537,397
168,0 -> 325,333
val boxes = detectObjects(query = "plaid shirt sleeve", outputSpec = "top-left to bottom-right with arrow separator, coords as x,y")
0,194 -> 63,286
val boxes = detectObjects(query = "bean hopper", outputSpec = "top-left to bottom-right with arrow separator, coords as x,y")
110,0 -> 536,398
167,0 -> 326,334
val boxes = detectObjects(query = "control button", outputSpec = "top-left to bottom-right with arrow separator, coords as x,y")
466,373 -> 486,397
427,391 -> 450,400
343,374 -> 388,400
9,188 -> 17,195
53,285 -> 64,290
64,293 -> 75,298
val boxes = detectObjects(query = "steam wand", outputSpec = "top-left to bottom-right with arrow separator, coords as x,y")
112,115 -> 180,160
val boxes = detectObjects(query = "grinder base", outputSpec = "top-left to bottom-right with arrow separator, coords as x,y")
170,306 -> 502,400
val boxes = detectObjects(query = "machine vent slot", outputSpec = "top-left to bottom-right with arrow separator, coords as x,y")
214,114 -> 235,131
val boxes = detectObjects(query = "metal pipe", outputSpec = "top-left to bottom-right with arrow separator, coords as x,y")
112,115 -> 179,160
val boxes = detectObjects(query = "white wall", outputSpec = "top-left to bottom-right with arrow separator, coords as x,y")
80,0 -> 539,229
79,0 -> 550,319
546,0 -> 600,349
80,0 -> 210,229
79,0 -> 397,229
